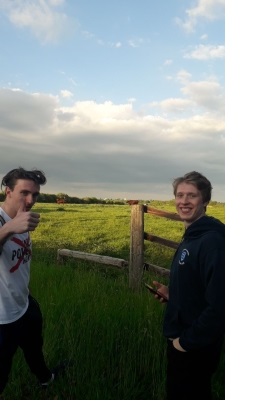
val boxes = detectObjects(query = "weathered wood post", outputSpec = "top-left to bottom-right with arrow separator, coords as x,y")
129,204 -> 144,290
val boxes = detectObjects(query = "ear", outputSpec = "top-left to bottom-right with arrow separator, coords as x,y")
5,187 -> 12,196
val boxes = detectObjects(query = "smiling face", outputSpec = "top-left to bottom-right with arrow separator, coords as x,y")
175,182 -> 208,228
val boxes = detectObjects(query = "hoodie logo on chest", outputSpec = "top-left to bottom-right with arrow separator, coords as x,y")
179,248 -> 189,265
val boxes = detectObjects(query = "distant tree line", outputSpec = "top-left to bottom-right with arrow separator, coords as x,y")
0,191 -> 127,205
0,191 -> 224,206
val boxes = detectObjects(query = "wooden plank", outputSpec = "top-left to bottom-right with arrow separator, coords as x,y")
57,249 -> 128,268
144,232 -> 179,249
143,262 -> 170,277
144,205 -> 181,221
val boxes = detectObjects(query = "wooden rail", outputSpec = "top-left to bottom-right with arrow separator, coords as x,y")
144,232 -> 178,249
143,262 -> 170,277
144,205 -> 181,221
57,249 -> 128,269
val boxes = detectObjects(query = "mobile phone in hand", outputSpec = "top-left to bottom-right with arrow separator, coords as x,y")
144,283 -> 168,301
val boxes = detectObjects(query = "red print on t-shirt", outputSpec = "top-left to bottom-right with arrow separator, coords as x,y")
9,236 -> 32,273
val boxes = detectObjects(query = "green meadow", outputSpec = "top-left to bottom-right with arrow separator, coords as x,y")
3,201 -> 225,400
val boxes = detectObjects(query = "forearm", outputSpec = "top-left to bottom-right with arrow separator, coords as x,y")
0,222 -> 14,246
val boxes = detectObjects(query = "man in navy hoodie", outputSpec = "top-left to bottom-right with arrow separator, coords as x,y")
153,171 -> 225,400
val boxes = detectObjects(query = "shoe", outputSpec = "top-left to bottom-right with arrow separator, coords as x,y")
40,359 -> 73,388
40,373 -> 54,388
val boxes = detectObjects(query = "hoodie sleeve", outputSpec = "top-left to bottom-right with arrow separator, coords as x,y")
179,232 -> 225,351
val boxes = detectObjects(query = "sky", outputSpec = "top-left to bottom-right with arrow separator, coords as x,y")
0,0 -> 225,202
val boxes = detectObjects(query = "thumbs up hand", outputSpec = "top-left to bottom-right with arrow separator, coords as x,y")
11,202 -> 40,233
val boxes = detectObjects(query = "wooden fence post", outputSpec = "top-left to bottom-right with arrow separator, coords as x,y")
129,204 -> 144,290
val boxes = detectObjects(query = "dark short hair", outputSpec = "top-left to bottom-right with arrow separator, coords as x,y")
173,171 -> 212,203
1,167 -> 47,191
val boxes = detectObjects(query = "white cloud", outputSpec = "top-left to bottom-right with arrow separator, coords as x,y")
108,41 -> 122,48
0,85 -> 224,201
60,89 -> 73,99
184,44 -> 225,60
181,79 -> 224,112
176,70 -> 192,85
187,0 -> 224,20
174,0 -> 224,33
48,0 -> 65,5
200,33 -> 208,40
81,30 -> 95,40
151,98 -> 192,114
0,0 -> 75,44
127,38 -> 145,48
164,59 -> 173,66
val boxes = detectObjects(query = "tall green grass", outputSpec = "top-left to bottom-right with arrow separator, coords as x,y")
2,202 -> 225,400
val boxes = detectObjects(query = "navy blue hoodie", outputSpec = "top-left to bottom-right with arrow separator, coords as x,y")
163,215 -> 225,351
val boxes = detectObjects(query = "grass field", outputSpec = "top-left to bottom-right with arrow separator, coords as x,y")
2,201 -> 225,400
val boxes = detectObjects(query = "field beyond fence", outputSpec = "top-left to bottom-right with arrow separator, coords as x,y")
3,201 -> 225,400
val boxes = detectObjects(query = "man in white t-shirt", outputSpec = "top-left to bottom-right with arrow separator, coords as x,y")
0,167 -> 58,395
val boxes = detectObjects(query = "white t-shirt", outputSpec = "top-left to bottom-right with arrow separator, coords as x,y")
0,208 -> 31,324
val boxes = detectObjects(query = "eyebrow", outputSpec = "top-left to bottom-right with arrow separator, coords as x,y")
176,191 -> 198,195
20,189 -> 40,196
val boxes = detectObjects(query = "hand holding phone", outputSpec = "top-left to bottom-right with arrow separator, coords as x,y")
144,283 -> 168,301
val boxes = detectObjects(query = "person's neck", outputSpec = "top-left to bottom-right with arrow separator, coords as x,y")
1,202 -> 13,219
184,213 -> 205,229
